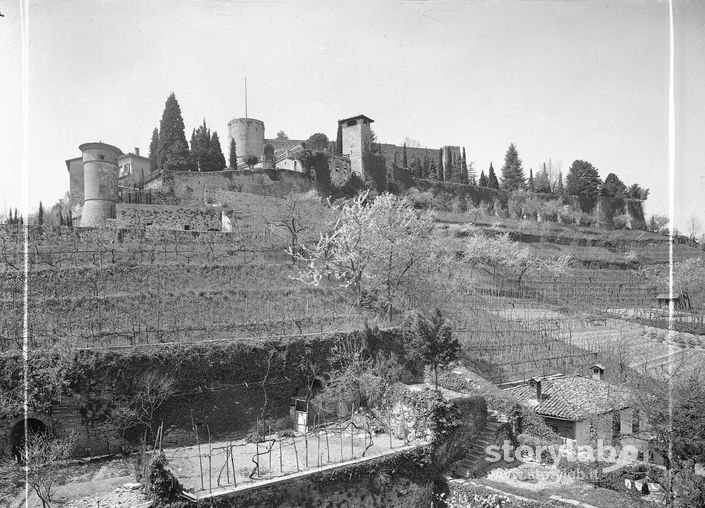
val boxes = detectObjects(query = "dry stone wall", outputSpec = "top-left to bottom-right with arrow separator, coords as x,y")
112,204 -> 222,231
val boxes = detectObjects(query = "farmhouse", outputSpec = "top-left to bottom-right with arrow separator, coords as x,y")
505,365 -> 642,446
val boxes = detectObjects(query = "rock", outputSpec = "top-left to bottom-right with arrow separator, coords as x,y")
123,482 -> 142,490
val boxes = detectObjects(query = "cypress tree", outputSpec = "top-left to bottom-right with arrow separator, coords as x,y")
58,209 -> 64,227
149,127 -> 159,173
438,149 -> 444,181
38,202 -> 44,225
479,170 -> 488,188
403,143 -> 408,168
157,93 -> 190,171
528,169 -> 535,192
500,143 -> 525,191
488,163 -> 500,189
189,129 -> 198,171
209,132 -> 226,171
229,138 -> 238,169
67,209 -> 73,227
460,147 -> 469,185
429,161 -> 438,181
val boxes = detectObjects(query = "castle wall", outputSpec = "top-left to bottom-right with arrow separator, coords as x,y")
145,169 -> 315,203
111,204 -> 222,231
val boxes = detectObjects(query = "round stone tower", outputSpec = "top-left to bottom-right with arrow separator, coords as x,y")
79,142 -> 123,227
227,118 -> 265,166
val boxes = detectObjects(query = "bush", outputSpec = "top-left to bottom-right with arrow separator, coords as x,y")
148,452 -> 182,504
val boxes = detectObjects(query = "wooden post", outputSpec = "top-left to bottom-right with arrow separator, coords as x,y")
340,427 -> 343,461
279,438 -> 283,473
225,442 -> 230,484
256,441 -> 259,477
324,428 -> 330,463
192,412 -> 204,491
317,432 -> 321,468
230,444 -> 237,487
350,425 -> 354,458
304,432 -> 309,468
292,438 -> 300,472
207,424 -> 212,495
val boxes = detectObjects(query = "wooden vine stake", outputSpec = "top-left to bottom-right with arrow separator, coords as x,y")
304,432 -> 309,468
279,437 -> 283,473
292,437 -> 300,472
191,411 -> 204,491
230,444 -> 237,487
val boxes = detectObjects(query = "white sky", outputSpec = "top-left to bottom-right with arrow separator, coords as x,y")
1,0 -> 703,230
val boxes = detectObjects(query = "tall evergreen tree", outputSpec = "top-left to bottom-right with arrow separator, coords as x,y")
535,163 -> 551,194
488,163 -> 500,189
199,121 -> 213,171
429,161 -> 438,181
479,170 -> 488,188
38,202 -> 44,225
438,149 -> 444,181
555,171 -> 565,195
601,173 -> 627,198
189,129 -> 198,171
566,160 -> 602,212
461,147 -> 470,185
422,152 -> 430,179
157,93 -> 190,171
403,143 -> 408,168
208,132 -> 226,171
528,169 -> 535,192
500,143 -> 525,191
229,138 -> 238,169
148,127 -> 159,173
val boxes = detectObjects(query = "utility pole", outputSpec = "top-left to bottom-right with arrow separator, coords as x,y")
245,77 -> 248,119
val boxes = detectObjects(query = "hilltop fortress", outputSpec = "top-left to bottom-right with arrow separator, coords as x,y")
64,112 -> 468,231
64,111 -> 643,232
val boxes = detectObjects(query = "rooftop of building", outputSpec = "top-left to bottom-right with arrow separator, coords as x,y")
504,374 -> 633,421
338,114 -> 375,125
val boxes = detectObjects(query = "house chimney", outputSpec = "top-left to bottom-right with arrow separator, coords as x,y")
591,364 -> 605,381
530,378 -> 542,402
135,147 -> 140,156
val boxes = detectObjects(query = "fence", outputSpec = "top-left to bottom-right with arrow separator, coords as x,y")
166,416 -> 409,494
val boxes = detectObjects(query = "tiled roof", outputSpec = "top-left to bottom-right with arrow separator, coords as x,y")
505,375 -> 633,421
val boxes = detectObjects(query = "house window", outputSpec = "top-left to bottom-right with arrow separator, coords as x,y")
612,413 -> 621,438
99,154 -> 105,160
347,119 -> 357,127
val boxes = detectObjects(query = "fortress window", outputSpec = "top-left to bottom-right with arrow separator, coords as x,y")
99,154 -> 105,160
346,119 -> 357,127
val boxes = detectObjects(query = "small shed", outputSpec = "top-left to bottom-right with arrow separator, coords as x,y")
656,292 -> 691,310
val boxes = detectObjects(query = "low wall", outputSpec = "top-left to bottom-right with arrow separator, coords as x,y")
195,446 -> 436,507
146,169 -> 315,204
111,204 -> 223,231
0,329 -> 421,458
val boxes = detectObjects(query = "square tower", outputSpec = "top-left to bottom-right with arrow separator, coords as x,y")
338,114 -> 373,179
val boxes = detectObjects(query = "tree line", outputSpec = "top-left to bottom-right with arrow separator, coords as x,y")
402,141 -> 649,214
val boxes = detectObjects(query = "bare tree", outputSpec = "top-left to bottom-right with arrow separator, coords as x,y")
7,431 -> 76,508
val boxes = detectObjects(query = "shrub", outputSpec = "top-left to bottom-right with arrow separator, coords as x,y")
148,452 -> 182,504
